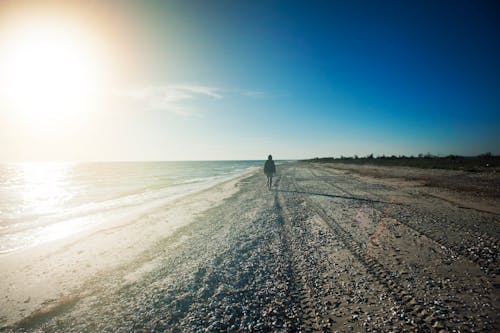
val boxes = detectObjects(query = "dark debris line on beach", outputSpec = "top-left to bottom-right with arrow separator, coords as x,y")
10,163 -> 499,332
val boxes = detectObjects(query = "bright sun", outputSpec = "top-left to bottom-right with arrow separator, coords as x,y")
0,14 -> 108,121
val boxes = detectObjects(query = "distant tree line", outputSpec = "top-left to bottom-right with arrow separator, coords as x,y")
303,152 -> 499,171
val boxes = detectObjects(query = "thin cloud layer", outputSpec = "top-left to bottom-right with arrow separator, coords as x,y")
122,84 -> 222,115
121,84 -> 265,116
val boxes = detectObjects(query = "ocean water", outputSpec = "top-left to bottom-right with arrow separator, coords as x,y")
0,161 -> 262,254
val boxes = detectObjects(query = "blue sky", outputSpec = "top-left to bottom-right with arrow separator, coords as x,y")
0,0 -> 498,161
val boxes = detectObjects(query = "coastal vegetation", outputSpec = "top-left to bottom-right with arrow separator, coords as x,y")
305,153 -> 499,171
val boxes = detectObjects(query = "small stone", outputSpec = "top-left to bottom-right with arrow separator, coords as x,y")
433,321 -> 445,329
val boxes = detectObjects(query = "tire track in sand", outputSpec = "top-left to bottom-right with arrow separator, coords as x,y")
286,166 -> 450,332
310,166 -> 499,276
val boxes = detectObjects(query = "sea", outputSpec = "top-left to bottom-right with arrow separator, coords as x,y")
0,161 -> 263,254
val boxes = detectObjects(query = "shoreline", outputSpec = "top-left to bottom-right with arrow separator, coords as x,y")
0,165 -> 261,255
1,162 -> 497,332
0,168 -> 258,328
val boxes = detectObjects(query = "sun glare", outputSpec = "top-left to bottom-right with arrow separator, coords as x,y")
0,13 -> 109,121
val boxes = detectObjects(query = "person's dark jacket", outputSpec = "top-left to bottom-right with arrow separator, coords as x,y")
264,160 -> 276,175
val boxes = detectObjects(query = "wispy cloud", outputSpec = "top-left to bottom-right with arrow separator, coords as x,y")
240,90 -> 267,98
173,84 -> 223,99
120,84 -> 222,115
120,84 -> 267,116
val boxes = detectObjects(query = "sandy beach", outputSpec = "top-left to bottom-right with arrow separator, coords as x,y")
1,162 -> 499,332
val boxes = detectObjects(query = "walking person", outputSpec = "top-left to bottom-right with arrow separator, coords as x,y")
264,155 -> 276,190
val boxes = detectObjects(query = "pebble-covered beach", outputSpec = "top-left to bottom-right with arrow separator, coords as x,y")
2,163 -> 498,332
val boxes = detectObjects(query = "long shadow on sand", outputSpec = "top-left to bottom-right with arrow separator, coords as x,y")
275,189 -> 396,205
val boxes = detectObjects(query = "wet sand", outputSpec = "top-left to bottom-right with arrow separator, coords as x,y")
1,162 -> 499,332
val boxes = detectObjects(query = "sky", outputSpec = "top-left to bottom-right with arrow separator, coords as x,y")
0,0 -> 499,161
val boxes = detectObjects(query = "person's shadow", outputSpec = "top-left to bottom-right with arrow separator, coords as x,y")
275,189 -> 396,205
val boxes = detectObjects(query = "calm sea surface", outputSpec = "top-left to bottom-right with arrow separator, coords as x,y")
0,161 -> 262,253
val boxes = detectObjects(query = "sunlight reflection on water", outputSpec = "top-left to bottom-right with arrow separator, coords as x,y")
0,161 -> 262,253
0,162 -> 76,251
18,162 -> 72,215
